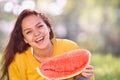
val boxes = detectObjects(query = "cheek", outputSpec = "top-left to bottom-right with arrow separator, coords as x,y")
41,27 -> 50,35
24,35 -> 33,43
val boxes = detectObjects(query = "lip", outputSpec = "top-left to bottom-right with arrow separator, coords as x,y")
35,36 -> 44,43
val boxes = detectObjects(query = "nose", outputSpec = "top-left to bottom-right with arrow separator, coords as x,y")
34,30 -> 40,36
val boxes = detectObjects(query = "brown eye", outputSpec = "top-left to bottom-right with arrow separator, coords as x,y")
37,25 -> 43,28
26,31 -> 32,34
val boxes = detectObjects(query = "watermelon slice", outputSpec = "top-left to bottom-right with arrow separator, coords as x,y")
36,49 -> 91,80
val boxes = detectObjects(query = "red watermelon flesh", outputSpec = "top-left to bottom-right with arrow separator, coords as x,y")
36,49 -> 91,79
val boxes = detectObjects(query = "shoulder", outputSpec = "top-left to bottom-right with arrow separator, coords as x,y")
9,47 -> 30,68
14,49 -> 29,62
52,38 -> 79,46
52,38 -> 80,51
8,48 -> 31,79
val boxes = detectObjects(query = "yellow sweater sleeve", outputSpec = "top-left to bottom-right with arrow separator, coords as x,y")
8,60 -> 25,80
8,53 -> 28,80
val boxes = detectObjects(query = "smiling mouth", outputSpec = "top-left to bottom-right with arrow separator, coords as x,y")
35,37 -> 44,43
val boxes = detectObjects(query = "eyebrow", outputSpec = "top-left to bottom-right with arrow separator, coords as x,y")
23,22 -> 42,32
23,28 -> 31,33
35,22 -> 41,27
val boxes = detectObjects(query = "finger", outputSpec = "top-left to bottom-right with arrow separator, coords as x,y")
81,72 -> 93,78
85,65 -> 94,69
82,69 -> 94,73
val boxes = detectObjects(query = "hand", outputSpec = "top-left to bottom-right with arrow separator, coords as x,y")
81,65 -> 94,78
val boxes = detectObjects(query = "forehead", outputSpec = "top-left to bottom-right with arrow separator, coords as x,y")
21,14 -> 43,28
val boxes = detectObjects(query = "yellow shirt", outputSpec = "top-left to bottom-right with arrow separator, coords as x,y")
8,38 -> 94,80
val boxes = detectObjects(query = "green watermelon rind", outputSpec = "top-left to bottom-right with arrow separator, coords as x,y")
36,49 -> 91,80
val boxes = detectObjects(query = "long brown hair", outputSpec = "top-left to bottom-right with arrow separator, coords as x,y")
0,9 -> 54,80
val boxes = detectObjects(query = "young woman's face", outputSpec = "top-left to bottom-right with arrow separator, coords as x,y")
22,14 -> 51,49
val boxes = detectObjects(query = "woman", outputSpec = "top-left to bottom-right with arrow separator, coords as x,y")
0,9 -> 94,80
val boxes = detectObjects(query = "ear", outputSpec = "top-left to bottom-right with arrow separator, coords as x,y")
24,38 -> 28,43
48,27 -> 51,32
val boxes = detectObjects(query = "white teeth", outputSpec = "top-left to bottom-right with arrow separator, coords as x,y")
36,37 -> 43,42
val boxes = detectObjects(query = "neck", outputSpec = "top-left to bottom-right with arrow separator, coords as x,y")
31,42 -> 53,62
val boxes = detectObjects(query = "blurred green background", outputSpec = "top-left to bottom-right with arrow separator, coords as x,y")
0,0 -> 120,80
